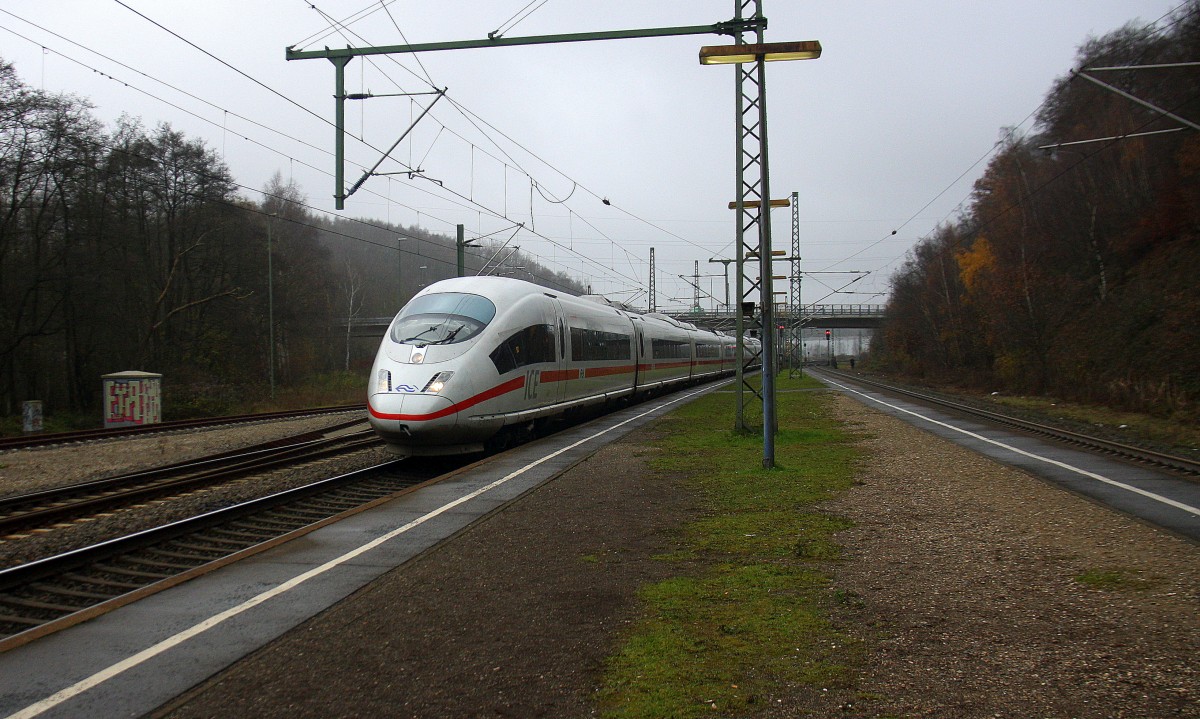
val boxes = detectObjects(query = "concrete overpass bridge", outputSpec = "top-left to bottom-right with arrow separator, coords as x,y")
664,304 -> 885,331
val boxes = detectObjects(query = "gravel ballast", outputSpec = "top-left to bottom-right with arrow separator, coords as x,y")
0,413 -> 393,569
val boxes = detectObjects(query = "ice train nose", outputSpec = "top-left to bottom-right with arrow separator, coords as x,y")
368,393 -> 457,427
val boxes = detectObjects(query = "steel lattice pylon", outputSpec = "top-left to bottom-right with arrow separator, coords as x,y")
731,0 -> 778,465
787,190 -> 804,378
648,247 -> 656,312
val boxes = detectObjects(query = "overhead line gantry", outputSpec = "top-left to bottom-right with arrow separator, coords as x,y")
286,3 -> 820,468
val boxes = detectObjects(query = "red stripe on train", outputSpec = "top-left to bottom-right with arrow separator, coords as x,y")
584,365 -> 636,378
368,376 -> 526,421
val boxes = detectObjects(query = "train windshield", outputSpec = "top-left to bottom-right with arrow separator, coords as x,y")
390,292 -> 497,347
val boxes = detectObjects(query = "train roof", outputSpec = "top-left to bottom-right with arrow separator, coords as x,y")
415,278 -> 754,342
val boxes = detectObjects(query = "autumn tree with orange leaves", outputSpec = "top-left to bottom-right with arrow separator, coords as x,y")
874,3 -> 1200,420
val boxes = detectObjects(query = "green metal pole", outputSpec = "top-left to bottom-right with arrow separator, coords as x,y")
330,56 -> 351,210
267,215 -> 276,399
456,224 -> 466,277
732,1 -> 747,434
758,49 -> 777,467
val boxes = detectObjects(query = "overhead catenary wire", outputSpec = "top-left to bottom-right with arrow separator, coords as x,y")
289,1 -> 650,291
0,20 -> 476,253
21,4 -> 637,291
0,11 -> 332,161
489,0 -> 551,40
830,1 -> 1198,294
287,4 -> 659,291
3,4 -> 670,307
54,3 -> 815,304
289,4 -> 724,277
290,0 -> 400,52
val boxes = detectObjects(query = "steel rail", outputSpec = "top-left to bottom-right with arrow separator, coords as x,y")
815,368 -> 1200,477
0,404 -> 366,451
0,459 -> 449,649
0,421 -> 377,536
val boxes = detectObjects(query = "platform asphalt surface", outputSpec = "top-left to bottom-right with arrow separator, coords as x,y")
813,370 -> 1200,543
0,381 -> 723,719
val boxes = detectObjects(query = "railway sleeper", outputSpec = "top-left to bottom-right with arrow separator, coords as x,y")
121,554 -> 203,572
225,523 -> 290,535
0,594 -> 82,614
89,563 -> 174,580
265,506 -> 332,518
353,489 -> 402,501
174,536 -> 249,551
28,582 -> 113,601
0,611 -> 45,627
230,516 -> 305,532
60,572 -> 143,590
307,498 -> 363,510
330,490 -> 385,502
202,527 -> 275,542
145,547 -> 228,562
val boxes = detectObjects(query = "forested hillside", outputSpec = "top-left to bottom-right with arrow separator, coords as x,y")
0,59 -> 582,420
873,3 -> 1200,420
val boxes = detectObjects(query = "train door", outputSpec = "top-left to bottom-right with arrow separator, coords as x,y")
632,320 -> 643,392
549,297 -> 569,406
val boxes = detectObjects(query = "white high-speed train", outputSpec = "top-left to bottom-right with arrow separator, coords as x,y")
367,276 -> 761,456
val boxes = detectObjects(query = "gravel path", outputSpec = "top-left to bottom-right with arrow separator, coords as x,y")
800,394 -> 1199,718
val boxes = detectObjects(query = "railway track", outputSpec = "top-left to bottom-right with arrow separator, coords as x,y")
0,457 -> 453,650
0,418 -> 377,537
0,404 -> 367,452
813,368 -> 1200,477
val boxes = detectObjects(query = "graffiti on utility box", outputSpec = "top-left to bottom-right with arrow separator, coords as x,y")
102,371 -> 162,427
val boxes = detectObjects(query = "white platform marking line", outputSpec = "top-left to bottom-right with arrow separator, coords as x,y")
5,386 -> 709,719
825,378 -> 1200,517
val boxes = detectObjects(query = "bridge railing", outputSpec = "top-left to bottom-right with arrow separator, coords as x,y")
790,304 -> 885,318
666,304 -> 885,321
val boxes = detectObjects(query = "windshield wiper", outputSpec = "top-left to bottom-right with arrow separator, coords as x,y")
426,325 -> 464,345
400,326 -> 441,344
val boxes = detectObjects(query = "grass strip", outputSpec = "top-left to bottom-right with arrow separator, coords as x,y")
599,373 -> 861,718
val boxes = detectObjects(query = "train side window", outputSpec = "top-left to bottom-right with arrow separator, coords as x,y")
491,324 -> 556,374
569,326 -> 631,361
490,342 -> 517,375
652,338 -> 689,359
570,327 -> 584,362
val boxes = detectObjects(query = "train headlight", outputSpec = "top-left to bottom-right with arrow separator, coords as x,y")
422,371 -> 454,394
376,369 -> 392,393
409,345 -> 426,364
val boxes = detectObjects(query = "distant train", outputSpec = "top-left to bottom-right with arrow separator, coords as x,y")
367,276 -> 761,456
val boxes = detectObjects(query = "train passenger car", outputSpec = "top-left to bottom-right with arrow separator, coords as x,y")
638,313 -> 696,390
367,276 -> 755,457
693,329 -> 732,379
560,294 -> 639,408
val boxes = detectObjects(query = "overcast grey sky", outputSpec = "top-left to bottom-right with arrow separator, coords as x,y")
0,1 -> 1186,309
